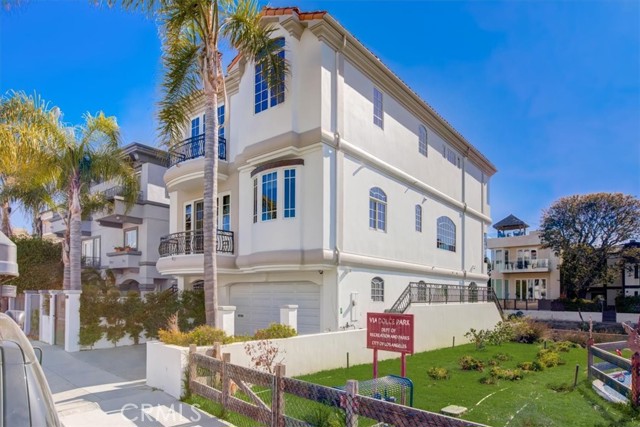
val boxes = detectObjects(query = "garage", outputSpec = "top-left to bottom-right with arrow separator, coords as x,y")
229,282 -> 321,336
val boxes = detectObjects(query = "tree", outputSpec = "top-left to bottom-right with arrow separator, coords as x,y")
115,0 -> 287,326
539,193 -> 640,299
1,92 -> 139,290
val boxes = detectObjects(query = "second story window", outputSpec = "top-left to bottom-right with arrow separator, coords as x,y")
373,88 -> 384,128
371,277 -> 384,302
191,117 -> 200,137
255,38 -> 285,114
443,144 -> 461,168
415,205 -> 422,232
369,187 -> 387,231
436,216 -> 456,252
284,169 -> 296,218
124,228 -> 138,250
419,126 -> 428,156
261,171 -> 278,221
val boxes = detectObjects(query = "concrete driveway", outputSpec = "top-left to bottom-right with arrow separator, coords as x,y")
37,342 -> 228,427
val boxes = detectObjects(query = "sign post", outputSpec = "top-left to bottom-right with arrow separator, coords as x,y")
366,312 -> 414,378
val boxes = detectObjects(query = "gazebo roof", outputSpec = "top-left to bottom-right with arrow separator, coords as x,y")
493,214 -> 529,231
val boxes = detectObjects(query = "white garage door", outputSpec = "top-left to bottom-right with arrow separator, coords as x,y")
230,282 -> 321,336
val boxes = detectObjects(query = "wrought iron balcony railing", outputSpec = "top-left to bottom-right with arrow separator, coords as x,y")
386,282 -> 489,313
166,134 -> 227,168
100,185 -> 143,202
158,229 -> 234,257
81,256 -> 101,269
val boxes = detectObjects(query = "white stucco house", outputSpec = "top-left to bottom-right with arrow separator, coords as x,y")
156,7 -> 497,335
41,143 -> 172,292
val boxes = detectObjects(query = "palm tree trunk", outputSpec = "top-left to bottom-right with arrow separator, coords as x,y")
203,66 -> 219,328
69,183 -> 82,291
0,200 -> 12,238
62,229 -> 70,290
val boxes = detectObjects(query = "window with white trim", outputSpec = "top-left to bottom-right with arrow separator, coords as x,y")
255,38 -> 285,114
443,144 -> 461,168
373,88 -> 383,128
436,216 -> 456,252
253,178 -> 258,223
284,169 -> 296,218
261,172 -> 278,221
369,187 -> 387,231
371,277 -> 384,302
419,125 -> 428,156
124,228 -> 138,250
415,205 -> 422,232
191,117 -> 200,137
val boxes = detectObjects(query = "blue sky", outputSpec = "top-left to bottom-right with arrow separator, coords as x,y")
1,0 -> 639,232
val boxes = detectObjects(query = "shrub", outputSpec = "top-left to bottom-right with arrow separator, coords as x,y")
427,367 -> 450,380
517,361 -> 544,372
487,321 -> 514,346
158,323 -> 231,346
615,295 -> 640,313
536,349 -> 562,368
490,367 -> 524,381
465,328 -> 490,350
548,340 -> 580,353
511,318 -> 549,344
5,237 -> 63,293
493,352 -> 512,362
254,323 -> 297,340
459,355 -> 484,371
479,375 -> 497,385
487,359 -> 499,367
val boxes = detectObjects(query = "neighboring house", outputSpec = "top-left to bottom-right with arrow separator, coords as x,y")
156,7 -> 496,335
41,143 -> 172,293
487,214 -> 561,301
589,240 -> 640,304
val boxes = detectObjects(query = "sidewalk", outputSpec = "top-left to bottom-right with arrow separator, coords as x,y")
37,342 -> 228,427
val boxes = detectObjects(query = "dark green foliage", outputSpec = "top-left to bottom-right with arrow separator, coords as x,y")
489,367 -> 524,381
176,289 -> 206,331
6,237 -> 62,293
141,291 -> 179,340
254,323 -> 297,339
615,295 -> 640,313
459,355 -> 484,371
479,375 -> 498,385
301,405 -> 346,427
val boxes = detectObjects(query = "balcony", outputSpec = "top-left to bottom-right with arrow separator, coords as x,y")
106,250 -> 142,270
158,230 -> 234,257
497,259 -> 550,273
81,256 -> 101,269
166,134 -> 227,168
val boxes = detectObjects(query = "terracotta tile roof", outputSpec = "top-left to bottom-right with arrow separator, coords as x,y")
227,7 -> 327,71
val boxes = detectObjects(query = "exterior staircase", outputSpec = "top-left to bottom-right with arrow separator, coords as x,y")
386,282 -> 487,314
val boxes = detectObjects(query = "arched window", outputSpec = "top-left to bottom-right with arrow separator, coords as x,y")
371,277 -> 384,302
436,216 -> 456,252
369,187 -> 387,231
415,205 -> 422,232
418,125 -> 428,156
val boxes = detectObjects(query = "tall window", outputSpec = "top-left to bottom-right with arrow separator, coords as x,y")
418,125 -> 428,156
261,172 -> 278,220
369,187 -> 387,231
371,277 -> 384,302
436,216 -> 456,252
415,205 -> 422,232
255,38 -> 285,114
253,178 -> 258,223
443,144 -> 461,168
191,117 -> 200,137
219,195 -> 230,231
373,88 -> 383,128
284,169 -> 296,218
217,105 -> 225,138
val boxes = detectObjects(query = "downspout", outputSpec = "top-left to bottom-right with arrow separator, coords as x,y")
334,34 -> 347,265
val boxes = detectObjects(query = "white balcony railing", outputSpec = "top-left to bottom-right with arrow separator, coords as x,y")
496,259 -> 550,273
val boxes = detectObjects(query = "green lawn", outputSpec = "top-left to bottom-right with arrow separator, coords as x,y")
298,342 -> 637,427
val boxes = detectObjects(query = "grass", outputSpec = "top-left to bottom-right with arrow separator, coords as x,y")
297,342 -> 637,427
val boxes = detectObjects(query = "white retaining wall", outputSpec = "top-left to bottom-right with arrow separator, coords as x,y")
147,303 -> 501,398
505,310 -> 639,324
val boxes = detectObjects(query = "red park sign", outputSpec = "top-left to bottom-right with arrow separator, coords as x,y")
366,312 -> 414,355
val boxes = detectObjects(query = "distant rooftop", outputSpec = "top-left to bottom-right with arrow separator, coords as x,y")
493,214 -> 529,231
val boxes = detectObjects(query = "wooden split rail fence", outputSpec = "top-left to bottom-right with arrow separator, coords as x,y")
188,344 -> 486,427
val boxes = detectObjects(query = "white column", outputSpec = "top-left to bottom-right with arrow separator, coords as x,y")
47,290 -> 59,345
63,290 -> 82,352
23,291 -> 37,335
38,290 -> 47,342
280,305 -> 298,331
217,305 -> 236,337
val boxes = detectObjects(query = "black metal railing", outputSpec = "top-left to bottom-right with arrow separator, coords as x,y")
101,185 -> 143,202
158,230 -> 234,257
81,256 -> 101,268
166,134 -> 227,168
387,282 -> 489,313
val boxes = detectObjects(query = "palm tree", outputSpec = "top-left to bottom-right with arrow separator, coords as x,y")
1,92 -> 139,290
116,0 -> 287,326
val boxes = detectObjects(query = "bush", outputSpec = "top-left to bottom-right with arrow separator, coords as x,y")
159,325 -> 232,346
254,323 -> 297,340
511,318 -> 549,344
5,237 -> 63,293
548,340 -> 580,353
487,359 -> 499,367
459,355 -> 484,371
493,352 -> 512,362
551,297 -> 601,312
479,375 -> 497,385
490,367 -> 524,381
517,361 -> 544,372
615,295 -> 640,313
536,349 -> 562,368
487,321 -> 514,346
427,367 -> 450,380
